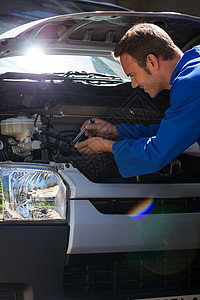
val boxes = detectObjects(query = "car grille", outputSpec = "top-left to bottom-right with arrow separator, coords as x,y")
90,197 -> 200,215
0,289 -> 16,300
64,250 -> 200,299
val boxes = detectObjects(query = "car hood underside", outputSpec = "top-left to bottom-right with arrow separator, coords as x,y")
0,11 -> 200,58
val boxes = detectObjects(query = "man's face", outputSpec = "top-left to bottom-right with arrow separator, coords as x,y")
120,53 -> 164,98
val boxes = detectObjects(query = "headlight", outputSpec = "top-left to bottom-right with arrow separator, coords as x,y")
0,164 -> 67,222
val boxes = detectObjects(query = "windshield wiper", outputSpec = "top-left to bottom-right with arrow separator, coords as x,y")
0,71 -> 124,83
63,71 -> 124,83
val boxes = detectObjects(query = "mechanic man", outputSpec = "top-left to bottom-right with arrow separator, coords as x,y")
75,23 -> 200,177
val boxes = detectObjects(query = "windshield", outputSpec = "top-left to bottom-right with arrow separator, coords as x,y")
0,53 -> 130,81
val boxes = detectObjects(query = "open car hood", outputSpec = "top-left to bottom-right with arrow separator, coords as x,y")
0,11 -> 200,58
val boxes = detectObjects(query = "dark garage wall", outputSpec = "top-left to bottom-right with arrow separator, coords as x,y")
105,0 -> 200,17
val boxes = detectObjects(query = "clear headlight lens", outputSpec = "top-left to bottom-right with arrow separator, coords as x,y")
0,165 -> 67,221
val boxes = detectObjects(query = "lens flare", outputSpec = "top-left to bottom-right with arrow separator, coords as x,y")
128,197 -> 155,219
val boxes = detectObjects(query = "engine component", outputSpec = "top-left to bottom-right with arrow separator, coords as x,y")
12,140 -> 41,155
0,115 -> 42,158
1,116 -> 41,141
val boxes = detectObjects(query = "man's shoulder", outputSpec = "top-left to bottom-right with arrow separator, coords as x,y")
174,53 -> 200,84
170,59 -> 200,107
170,45 -> 200,85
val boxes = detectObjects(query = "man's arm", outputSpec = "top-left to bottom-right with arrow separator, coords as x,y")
80,118 -> 160,140
116,123 -> 160,139
113,83 -> 200,177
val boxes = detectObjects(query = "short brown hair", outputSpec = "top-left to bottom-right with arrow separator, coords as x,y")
114,23 -> 179,69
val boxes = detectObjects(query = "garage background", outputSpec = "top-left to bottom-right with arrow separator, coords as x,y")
0,0 -> 199,35
95,0 -> 200,17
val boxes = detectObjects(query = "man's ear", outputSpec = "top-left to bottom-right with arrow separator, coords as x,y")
146,54 -> 159,71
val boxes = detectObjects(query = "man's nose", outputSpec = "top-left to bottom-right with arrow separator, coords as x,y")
131,78 -> 139,89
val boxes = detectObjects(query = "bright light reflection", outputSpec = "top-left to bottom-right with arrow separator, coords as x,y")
128,197 -> 155,219
23,48 -> 96,73
26,47 -> 45,58
0,53 -> 129,80
25,47 -> 48,73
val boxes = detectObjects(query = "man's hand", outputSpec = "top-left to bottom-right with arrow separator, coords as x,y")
80,118 -> 119,139
75,137 -> 114,155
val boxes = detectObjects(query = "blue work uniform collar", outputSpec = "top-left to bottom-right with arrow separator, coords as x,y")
170,45 -> 200,85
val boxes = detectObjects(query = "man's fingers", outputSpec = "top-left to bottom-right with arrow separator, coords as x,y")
86,124 -> 105,137
80,122 -> 99,137
85,124 -> 97,130
75,139 -> 88,149
87,129 -> 96,138
80,119 -> 90,131
80,118 -> 106,131
78,118 -> 117,140
84,128 -> 96,138
74,140 -> 95,155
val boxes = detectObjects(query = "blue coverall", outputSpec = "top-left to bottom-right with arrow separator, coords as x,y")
112,45 -> 200,177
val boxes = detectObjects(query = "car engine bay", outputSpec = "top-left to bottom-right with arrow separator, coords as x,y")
0,73 -> 199,183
